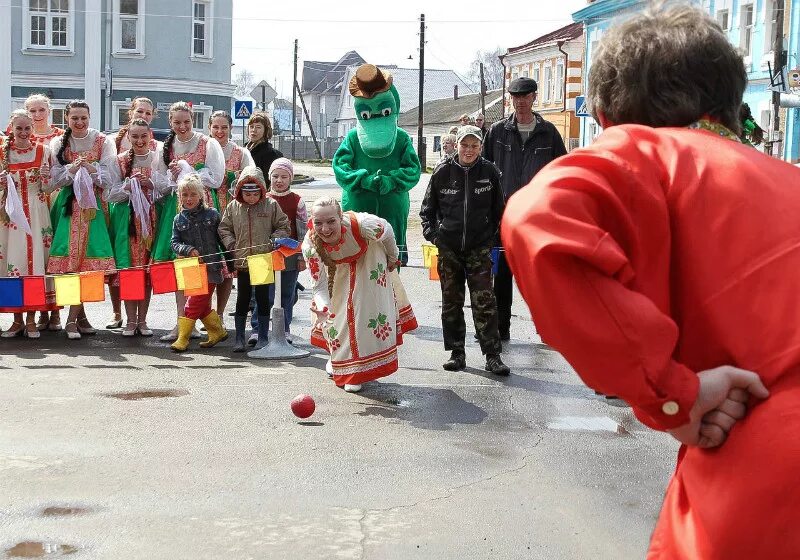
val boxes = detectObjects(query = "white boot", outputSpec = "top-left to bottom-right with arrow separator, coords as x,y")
344,384 -> 362,393
325,358 -> 333,378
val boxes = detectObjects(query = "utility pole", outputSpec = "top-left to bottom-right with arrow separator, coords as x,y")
296,80 -> 322,159
771,0 -> 786,157
292,39 -> 298,159
417,14 -> 426,168
479,62 -> 486,123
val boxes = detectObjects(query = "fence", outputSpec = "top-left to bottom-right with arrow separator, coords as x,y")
273,136 -> 344,160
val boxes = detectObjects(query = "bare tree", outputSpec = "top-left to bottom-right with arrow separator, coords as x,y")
468,48 -> 506,91
233,69 -> 255,98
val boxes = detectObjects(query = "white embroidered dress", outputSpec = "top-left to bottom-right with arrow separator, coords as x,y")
302,212 -> 418,386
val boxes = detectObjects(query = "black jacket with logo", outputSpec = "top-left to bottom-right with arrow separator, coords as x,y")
420,156 -> 505,253
483,112 -> 567,200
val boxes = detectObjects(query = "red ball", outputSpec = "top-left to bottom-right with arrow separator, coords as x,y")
291,394 -> 315,419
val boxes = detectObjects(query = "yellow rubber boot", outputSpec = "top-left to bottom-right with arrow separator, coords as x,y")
199,310 -> 228,348
170,317 -> 196,352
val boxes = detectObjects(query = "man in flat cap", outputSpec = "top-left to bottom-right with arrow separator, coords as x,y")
483,77 -> 567,342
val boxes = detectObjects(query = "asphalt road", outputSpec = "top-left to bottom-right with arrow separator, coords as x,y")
0,165 -> 677,559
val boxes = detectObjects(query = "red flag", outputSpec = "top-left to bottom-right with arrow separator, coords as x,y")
119,269 -> 146,301
150,262 -> 177,294
23,276 -> 46,307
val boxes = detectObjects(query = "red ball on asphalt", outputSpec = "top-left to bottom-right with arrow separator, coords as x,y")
291,394 -> 315,419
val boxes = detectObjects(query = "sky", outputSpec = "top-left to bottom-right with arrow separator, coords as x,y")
231,0 -> 589,100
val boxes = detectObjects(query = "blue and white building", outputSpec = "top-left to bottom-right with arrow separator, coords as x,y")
0,0 -> 235,132
572,0 -> 785,155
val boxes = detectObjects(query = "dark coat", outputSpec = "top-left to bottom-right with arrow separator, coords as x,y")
420,156 -> 505,253
483,112 -> 567,200
248,141 -> 283,179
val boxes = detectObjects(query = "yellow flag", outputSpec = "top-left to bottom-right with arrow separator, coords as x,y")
247,253 -> 274,285
174,257 -> 201,290
422,243 -> 439,268
55,274 -> 82,306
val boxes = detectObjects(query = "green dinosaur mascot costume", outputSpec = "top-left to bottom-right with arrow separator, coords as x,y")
333,64 -> 422,264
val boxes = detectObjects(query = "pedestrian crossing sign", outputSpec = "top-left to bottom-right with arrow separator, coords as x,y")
575,96 -> 590,118
235,100 -> 254,120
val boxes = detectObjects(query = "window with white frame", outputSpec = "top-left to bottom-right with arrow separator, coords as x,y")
740,3 -> 754,59
532,64 -> 540,106
543,64 -> 552,103
521,66 -> 529,78
192,0 -> 213,59
717,9 -> 729,30
764,0 -> 778,54
113,0 -> 145,55
555,59 -> 565,102
191,105 -> 212,130
23,0 -> 74,51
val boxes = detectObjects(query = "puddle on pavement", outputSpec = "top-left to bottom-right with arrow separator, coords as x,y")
547,416 -> 629,435
6,541 -> 78,557
102,389 -> 189,400
41,506 -> 91,517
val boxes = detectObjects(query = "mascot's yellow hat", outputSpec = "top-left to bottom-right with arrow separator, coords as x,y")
349,64 -> 393,99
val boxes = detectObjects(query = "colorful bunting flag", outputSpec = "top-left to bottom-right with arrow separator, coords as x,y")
54,275 -> 82,306
119,269 -> 146,301
422,244 -> 438,269
150,262 -> 178,294
429,255 -> 440,281
247,253 -> 274,285
23,276 -> 46,307
272,251 -> 286,272
79,270 -> 106,302
0,278 -> 24,308
174,257 -> 200,290
490,247 -> 500,276
183,264 -> 209,296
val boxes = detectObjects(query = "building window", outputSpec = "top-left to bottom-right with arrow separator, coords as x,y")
717,9 -> 729,30
741,3 -> 754,58
521,66 -> 529,78
113,0 -> 145,55
764,0 -> 778,54
532,64 -> 540,106
192,0 -> 213,59
543,65 -> 552,103
555,59 -> 565,102
23,0 -> 74,52
191,106 -> 212,130
433,135 -> 441,152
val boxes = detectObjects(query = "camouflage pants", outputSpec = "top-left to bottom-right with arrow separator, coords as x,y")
437,244 -> 501,355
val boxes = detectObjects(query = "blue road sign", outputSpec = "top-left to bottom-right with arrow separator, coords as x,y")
575,95 -> 590,118
235,100 -> 254,120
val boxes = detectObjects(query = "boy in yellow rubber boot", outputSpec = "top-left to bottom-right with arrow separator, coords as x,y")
169,173 -> 228,352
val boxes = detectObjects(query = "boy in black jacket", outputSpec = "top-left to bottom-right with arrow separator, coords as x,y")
420,126 -> 510,375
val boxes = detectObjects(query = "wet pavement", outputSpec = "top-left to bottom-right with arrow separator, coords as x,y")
0,168 -> 678,559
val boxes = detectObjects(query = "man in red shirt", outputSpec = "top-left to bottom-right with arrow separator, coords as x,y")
502,5 -> 795,559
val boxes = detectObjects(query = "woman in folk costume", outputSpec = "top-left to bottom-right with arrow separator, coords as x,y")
48,100 -> 117,340
207,110 -> 254,323
25,94 -> 64,332
302,197 -> 417,393
106,97 -> 159,330
151,101 -> 225,342
0,110 -> 55,338
501,6 -> 794,559
107,118 -> 168,337
25,94 -> 64,145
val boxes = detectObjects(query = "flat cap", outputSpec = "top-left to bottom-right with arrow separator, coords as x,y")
508,77 -> 538,95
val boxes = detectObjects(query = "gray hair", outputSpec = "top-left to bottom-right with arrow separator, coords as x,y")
588,3 -> 746,134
